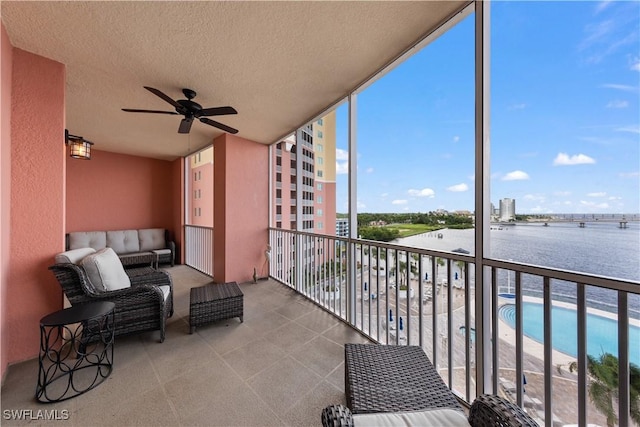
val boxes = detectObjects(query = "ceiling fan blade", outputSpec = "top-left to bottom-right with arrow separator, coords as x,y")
122,108 -> 179,115
178,118 -> 194,134
200,117 -> 238,134
143,86 -> 182,109
198,106 -> 238,117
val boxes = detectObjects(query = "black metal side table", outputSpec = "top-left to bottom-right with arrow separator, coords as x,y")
36,301 -> 115,403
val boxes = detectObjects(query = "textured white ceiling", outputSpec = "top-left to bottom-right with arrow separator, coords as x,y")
2,1 -> 468,160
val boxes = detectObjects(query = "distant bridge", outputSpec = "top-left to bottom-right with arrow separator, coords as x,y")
526,214 -> 639,228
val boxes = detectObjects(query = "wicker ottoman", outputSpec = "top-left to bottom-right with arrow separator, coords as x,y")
189,282 -> 243,334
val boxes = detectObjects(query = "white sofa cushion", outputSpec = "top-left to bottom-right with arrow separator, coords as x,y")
81,248 -> 131,292
353,408 -> 470,427
68,231 -> 107,251
139,228 -> 166,251
55,248 -> 96,265
106,230 -> 140,254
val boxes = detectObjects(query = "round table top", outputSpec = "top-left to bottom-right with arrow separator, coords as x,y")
40,301 -> 115,326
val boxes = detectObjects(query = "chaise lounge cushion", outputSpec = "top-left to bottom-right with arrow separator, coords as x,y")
81,248 -> 131,292
55,247 -> 96,265
352,408 -> 470,427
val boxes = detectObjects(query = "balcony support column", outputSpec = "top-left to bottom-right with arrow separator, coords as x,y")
347,93 -> 358,325
473,0 -> 491,396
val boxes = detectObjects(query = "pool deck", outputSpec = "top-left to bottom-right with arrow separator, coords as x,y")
352,280 -> 626,426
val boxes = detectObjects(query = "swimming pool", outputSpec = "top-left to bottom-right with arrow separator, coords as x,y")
499,303 -> 640,366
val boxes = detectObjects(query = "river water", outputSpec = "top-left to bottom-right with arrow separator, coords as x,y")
398,221 -> 640,317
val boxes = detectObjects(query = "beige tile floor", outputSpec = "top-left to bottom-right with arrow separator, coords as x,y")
1,266 -> 373,427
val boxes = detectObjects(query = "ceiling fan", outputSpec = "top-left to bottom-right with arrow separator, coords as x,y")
122,86 -> 238,134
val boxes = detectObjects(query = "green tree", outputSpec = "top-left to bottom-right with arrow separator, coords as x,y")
568,353 -> 640,427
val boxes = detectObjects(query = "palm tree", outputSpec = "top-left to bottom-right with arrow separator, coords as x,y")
568,352 -> 640,426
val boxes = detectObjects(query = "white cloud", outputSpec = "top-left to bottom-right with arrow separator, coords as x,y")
508,103 -> 527,110
452,136 -> 460,143
632,58 -> 640,71
408,188 -> 435,198
580,200 -> 610,209
357,200 -> 366,209
336,161 -> 348,175
606,100 -> 629,108
336,148 -> 349,161
594,1 -> 613,15
554,191 -> 571,196
553,153 -> 596,166
392,199 -> 408,205
615,125 -> 640,134
601,83 -> 638,93
366,167 -> 374,174
441,153 -> 452,159
380,193 -> 389,198
587,192 -> 607,197
502,170 -> 530,181
608,196 -> 622,201
619,171 -> 640,179
447,183 -> 468,192
524,194 -> 545,202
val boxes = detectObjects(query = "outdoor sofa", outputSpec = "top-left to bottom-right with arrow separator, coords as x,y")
66,228 -> 175,268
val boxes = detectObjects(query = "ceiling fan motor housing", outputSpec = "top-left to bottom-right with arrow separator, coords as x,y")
177,99 -> 202,115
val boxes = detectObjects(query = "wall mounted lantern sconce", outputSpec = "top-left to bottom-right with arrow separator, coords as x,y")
65,129 -> 94,160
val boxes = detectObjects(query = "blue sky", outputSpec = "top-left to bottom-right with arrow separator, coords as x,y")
334,1 -> 639,215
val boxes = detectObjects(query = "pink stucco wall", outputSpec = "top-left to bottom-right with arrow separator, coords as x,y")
66,150 -> 175,233
213,134 -> 269,283
7,48 -> 66,367
1,23 -> 13,380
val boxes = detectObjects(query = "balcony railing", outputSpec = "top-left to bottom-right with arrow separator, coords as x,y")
185,224 -> 213,276
269,227 -> 639,426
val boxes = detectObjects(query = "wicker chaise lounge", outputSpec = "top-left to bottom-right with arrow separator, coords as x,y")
321,344 -> 537,426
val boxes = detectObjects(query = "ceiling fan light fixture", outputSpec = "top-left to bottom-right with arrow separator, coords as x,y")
65,129 -> 94,160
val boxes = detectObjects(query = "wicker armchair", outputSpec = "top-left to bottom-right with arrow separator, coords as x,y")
49,263 -> 174,342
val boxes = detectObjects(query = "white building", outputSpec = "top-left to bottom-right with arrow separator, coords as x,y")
499,198 -> 516,222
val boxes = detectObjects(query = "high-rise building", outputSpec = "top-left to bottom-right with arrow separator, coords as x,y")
312,112 -> 336,237
271,112 -> 338,277
336,218 -> 349,237
271,112 -> 336,234
188,147 -> 214,227
499,198 -> 516,222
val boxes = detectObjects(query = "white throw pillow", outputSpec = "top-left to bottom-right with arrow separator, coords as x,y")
55,247 -> 96,265
81,248 -> 131,292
